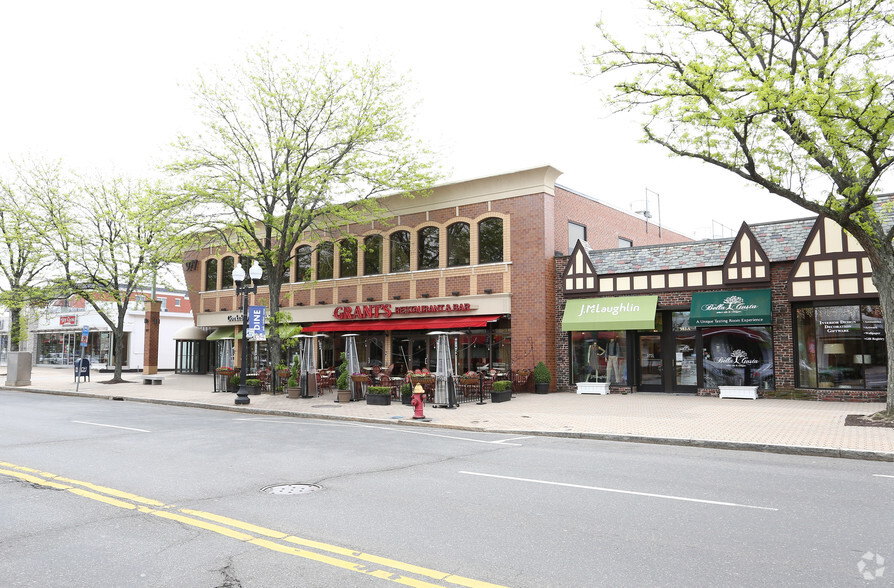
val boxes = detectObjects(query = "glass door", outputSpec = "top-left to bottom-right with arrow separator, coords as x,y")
638,333 -> 664,390
673,331 -> 698,391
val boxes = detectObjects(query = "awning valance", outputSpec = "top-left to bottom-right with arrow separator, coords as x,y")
690,289 -> 772,326
206,327 -> 235,341
302,315 -> 503,333
561,296 -> 658,331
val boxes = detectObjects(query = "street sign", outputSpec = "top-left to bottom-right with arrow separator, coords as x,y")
80,326 -> 89,347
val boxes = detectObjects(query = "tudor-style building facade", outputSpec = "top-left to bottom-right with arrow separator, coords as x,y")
556,212 -> 887,402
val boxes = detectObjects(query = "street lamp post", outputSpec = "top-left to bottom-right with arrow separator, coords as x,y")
233,260 -> 263,406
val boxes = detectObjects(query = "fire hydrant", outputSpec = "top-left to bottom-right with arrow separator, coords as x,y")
411,383 -> 426,419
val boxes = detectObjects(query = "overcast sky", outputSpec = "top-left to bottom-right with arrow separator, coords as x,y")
2,1 -> 822,239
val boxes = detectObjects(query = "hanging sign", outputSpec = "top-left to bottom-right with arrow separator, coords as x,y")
248,305 -> 266,341
80,326 -> 89,347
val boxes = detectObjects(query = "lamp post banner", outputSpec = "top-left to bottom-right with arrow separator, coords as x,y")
248,305 -> 266,341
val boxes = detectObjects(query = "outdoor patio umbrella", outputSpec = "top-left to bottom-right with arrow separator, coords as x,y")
430,331 -> 457,408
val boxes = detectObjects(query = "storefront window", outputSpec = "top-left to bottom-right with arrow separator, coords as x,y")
37,331 -> 128,367
795,304 -> 886,389
702,326 -> 774,389
570,331 -> 628,385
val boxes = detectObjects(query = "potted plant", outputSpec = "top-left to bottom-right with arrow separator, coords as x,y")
215,366 -> 236,393
400,382 -> 413,405
228,374 -> 240,393
491,379 -> 513,403
245,378 -> 262,395
533,361 -> 551,394
286,369 -> 300,399
366,386 -> 391,405
336,352 -> 351,403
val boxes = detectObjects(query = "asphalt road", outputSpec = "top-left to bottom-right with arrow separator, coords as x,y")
1,391 -> 893,587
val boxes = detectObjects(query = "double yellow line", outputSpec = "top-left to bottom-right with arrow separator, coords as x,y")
0,461 -> 507,588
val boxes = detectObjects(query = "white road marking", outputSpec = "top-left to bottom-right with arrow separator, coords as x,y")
459,471 -> 779,511
872,474 -> 894,479
233,417 -> 523,445
72,421 -> 150,433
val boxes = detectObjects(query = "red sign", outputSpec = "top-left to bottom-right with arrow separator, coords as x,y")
60,315 -> 77,326
332,303 -> 475,320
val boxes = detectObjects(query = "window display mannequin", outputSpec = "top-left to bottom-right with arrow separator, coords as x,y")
605,337 -> 621,384
587,341 -> 604,382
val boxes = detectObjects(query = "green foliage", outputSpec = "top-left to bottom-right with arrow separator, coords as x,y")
533,361 -> 551,384
400,383 -> 412,396
367,386 -> 391,395
245,378 -> 261,387
492,380 -> 512,392
336,352 -> 349,390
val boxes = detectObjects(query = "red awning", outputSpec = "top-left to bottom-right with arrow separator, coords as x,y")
302,315 -> 504,333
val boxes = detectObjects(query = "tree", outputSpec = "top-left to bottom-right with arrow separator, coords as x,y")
0,159 -> 60,350
169,47 -> 439,377
585,0 -> 894,415
32,173 -> 193,382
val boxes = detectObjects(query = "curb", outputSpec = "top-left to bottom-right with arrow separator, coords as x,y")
7,386 -> 894,462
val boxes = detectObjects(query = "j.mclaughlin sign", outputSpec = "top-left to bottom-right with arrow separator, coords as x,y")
333,302 -> 475,320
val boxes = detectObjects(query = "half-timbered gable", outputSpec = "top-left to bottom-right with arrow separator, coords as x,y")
787,216 -> 876,301
562,240 -> 598,293
722,223 -> 770,284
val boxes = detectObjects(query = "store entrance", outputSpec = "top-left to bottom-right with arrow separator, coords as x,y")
635,311 -> 699,393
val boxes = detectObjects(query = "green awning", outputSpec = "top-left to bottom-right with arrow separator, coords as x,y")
206,327 -> 235,341
690,289 -> 772,326
562,295 -> 658,331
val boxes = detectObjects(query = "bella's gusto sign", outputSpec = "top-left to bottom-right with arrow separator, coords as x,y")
333,303 -> 474,320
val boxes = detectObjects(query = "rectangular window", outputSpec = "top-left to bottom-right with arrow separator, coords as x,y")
702,326 -> 774,388
568,222 -> 586,254
795,304 -> 886,389
618,237 -> 633,248
175,299 -> 181,307
570,331 -> 627,385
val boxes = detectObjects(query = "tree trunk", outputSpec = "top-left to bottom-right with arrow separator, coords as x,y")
9,307 -> 21,352
870,258 -> 894,417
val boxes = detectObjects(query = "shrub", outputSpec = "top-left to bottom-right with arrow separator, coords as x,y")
492,380 -> 512,392
533,361 -> 551,384
246,378 -> 261,387
287,354 -> 300,388
336,352 -> 349,390
367,386 -> 391,395
401,383 -> 412,395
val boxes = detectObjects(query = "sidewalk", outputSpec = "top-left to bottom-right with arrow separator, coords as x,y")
6,367 -> 894,461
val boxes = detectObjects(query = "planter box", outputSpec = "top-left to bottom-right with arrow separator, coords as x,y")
576,382 -> 610,395
336,390 -> 352,403
401,393 -> 413,405
719,385 -> 758,400
534,382 -> 549,394
286,387 -> 301,399
491,390 -> 512,403
366,394 -> 391,405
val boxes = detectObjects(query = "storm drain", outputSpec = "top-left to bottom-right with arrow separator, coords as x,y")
261,483 -> 321,495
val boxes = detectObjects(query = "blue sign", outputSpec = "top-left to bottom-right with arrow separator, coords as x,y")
80,326 -> 89,347
248,306 -> 266,340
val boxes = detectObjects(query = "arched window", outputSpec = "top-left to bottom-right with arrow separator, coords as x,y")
447,222 -> 470,267
478,218 -> 503,264
221,256 -> 235,289
204,259 -> 218,291
339,239 -> 357,278
390,231 -> 410,272
417,226 -> 439,270
317,242 -> 334,280
364,235 -> 382,275
295,245 -> 312,282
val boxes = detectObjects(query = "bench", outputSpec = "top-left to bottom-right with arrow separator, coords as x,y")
142,375 -> 165,385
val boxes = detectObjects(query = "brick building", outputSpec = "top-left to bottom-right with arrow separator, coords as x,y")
183,166 -> 689,386
556,211 -> 889,402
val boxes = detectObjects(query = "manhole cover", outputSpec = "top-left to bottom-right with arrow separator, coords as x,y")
261,484 -> 321,495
